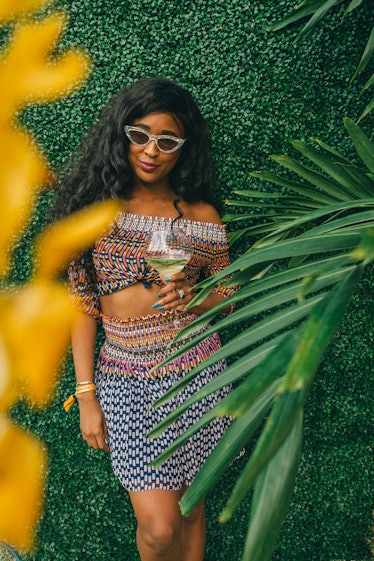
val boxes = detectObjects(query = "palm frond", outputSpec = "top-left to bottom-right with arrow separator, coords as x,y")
148,120 -> 374,561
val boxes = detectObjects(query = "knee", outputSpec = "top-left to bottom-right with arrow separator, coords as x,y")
183,501 -> 205,526
138,518 -> 180,555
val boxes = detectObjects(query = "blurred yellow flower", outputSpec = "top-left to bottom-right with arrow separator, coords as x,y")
0,128 -> 52,276
0,0 -> 51,22
0,417 -> 47,551
0,10 -> 91,276
34,200 -> 121,279
0,200 -> 121,411
0,0 -> 116,553
0,282 -> 76,408
0,335 -> 14,413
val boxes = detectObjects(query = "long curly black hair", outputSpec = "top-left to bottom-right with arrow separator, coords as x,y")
51,77 -> 216,220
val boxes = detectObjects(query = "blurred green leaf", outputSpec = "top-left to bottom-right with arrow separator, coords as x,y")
357,95 -> 374,123
350,227 -> 374,263
219,266 -> 363,523
242,413 -> 303,561
345,0 -> 365,12
344,117 -> 374,172
351,25 -> 374,80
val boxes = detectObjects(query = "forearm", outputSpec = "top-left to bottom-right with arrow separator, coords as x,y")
69,312 -> 109,450
188,291 -> 228,316
71,312 -> 98,383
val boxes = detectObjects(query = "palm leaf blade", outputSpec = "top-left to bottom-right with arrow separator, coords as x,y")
351,25 -> 374,80
242,413 -> 303,561
344,117 -> 374,172
294,0 -> 345,43
249,171 -> 336,204
357,95 -> 374,123
178,382 -> 278,516
292,139 -> 368,197
267,0 -> 328,32
270,154 -> 351,200
346,0 -> 365,12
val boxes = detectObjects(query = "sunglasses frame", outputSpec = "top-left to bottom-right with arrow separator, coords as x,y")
124,125 -> 186,153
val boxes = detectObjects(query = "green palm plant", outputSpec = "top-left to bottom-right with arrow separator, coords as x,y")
267,0 -> 374,121
147,117 -> 374,561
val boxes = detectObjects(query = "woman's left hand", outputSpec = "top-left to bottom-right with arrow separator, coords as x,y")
152,272 -> 194,312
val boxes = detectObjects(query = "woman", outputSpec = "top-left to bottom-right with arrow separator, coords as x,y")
55,77 -> 236,561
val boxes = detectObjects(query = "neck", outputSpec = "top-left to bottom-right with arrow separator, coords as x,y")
129,183 -> 175,201
125,189 -> 178,217
132,175 -> 173,195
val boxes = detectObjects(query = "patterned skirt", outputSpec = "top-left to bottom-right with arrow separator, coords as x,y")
95,311 -> 234,492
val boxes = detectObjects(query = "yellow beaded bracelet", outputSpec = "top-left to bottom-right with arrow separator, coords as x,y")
63,383 -> 96,412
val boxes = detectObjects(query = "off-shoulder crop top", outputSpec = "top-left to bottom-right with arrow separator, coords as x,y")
68,212 -> 236,319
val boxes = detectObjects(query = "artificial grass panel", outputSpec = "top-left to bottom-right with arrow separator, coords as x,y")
3,0 -> 373,559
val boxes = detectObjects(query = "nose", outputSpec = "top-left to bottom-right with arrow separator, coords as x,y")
144,139 -> 159,157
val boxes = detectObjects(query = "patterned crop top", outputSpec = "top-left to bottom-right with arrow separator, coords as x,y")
68,212 -> 236,319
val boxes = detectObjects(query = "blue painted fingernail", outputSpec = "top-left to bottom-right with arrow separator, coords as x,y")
165,276 -> 171,282
152,302 -> 160,309
157,293 -> 161,298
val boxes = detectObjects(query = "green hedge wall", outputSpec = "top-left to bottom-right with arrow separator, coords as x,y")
4,1 -> 373,560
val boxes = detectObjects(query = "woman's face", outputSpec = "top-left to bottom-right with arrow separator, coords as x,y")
127,112 -> 184,190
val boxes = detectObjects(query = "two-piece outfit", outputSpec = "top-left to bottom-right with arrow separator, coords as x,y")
68,212 -> 236,492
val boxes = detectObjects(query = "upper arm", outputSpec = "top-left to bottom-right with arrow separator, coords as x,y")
68,257 -> 101,319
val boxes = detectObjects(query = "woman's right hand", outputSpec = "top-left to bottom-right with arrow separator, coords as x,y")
77,392 -> 110,452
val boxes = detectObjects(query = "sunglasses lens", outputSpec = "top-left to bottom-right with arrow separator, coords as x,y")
126,127 -> 182,153
128,129 -> 149,145
157,138 -> 180,152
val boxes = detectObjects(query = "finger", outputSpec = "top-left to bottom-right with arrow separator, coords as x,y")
103,418 -> 109,439
82,434 -> 100,449
157,282 -> 176,298
159,282 -> 177,295
102,420 -> 111,452
168,272 -> 185,282
153,284 -> 192,310
83,433 -> 110,452
97,433 -> 110,452
162,289 -> 186,307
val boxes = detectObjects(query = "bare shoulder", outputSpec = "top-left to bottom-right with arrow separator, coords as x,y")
183,201 -> 223,225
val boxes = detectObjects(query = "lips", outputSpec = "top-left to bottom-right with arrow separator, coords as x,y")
139,161 -> 158,172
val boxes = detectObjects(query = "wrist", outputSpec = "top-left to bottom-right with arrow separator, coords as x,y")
76,379 -> 94,385
63,382 -> 96,411
76,390 -> 97,402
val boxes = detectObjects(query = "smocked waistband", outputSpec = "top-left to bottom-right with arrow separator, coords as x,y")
98,311 -> 222,378
100,311 -> 202,352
